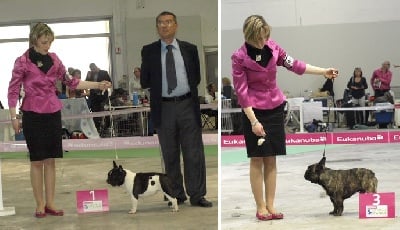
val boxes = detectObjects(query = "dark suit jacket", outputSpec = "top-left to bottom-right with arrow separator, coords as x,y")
141,39 -> 201,128
86,70 -> 112,108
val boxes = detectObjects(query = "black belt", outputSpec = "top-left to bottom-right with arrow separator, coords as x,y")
162,92 -> 191,102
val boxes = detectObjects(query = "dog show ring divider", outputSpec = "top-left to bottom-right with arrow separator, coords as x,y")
0,159 -> 16,216
359,192 -> 395,218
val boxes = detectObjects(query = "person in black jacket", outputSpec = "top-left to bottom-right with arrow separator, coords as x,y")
347,67 -> 368,125
85,63 -> 112,131
320,77 -> 335,99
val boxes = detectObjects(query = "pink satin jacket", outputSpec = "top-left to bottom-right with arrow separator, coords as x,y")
231,39 -> 306,110
370,68 -> 392,90
8,49 -> 80,113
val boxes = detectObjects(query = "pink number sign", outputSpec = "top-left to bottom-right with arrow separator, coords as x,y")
76,189 -> 109,213
359,192 -> 395,218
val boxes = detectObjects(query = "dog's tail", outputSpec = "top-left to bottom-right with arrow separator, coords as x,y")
371,176 -> 378,193
364,174 -> 378,193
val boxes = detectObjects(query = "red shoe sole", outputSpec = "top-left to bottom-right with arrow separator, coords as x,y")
271,213 -> 284,219
45,207 -> 64,216
256,212 -> 273,221
35,211 -> 46,218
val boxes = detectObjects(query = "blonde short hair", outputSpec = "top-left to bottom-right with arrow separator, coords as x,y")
222,77 -> 231,86
29,22 -> 54,47
243,15 -> 270,44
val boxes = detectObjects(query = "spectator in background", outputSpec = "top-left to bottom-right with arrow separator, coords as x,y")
222,77 -> 234,99
57,67 -> 74,99
319,77 -> 335,99
130,67 -> 142,94
7,22 -> 111,218
347,67 -> 368,124
67,69 -> 88,99
371,61 -> 392,97
85,63 -> 112,131
205,82 -> 217,103
130,66 -> 149,103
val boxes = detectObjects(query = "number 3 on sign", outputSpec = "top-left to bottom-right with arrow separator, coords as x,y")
76,189 -> 109,214
359,192 -> 395,218
372,194 -> 380,206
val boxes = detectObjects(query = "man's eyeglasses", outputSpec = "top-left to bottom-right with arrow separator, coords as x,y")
157,20 -> 175,27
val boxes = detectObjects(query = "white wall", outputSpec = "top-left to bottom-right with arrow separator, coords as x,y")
222,0 -> 400,29
0,0 -> 218,95
123,0 -> 217,95
221,0 -> 400,98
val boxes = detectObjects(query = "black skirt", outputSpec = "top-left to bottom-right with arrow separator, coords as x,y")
242,102 -> 286,158
22,110 -> 63,161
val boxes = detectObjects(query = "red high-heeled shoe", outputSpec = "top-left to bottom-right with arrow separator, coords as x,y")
34,211 -> 46,218
271,212 -> 284,219
256,212 -> 273,221
45,206 -> 64,216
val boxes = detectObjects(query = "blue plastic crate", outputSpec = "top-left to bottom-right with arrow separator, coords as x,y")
375,111 -> 393,124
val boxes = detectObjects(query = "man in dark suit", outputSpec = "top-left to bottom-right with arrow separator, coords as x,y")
85,63 -> 112,131
141,11 -> 212,208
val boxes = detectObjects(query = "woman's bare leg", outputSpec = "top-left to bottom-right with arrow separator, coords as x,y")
263,156 -> 278,214
43,158 -> 57,209
250,157 -> 268,214
31,161 -> 45,212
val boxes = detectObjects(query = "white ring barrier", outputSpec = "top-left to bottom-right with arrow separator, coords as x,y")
0,159 -> 15,216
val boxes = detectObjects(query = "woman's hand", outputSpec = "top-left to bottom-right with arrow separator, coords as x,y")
252,121 -> 266,137
98,81 -> 112,91
11,119 -> 20,134
323,68 -> 339,79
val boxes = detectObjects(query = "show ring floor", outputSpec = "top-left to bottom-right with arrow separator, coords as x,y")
0,146 -> 218,230
221,143 -> 400,230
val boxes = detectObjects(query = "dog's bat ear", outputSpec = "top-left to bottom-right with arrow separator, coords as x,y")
316,157 -> 326,172
118,165 -> 124,170
319,157 -> 326,166
113,161 -> 117,168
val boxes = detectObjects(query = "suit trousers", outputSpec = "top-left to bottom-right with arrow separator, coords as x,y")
157,98 -> 207,203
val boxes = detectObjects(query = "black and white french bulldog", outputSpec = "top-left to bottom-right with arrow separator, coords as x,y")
106,161 -> 178,214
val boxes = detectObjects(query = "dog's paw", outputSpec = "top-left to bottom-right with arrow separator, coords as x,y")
128,209 -> 137,214
172,206 -> 179,212
329,211 -> 342,216
169,204 -> 179,212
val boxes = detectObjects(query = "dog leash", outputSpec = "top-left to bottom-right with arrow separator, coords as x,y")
322,95 -> 334,158
106,94 -> 119,160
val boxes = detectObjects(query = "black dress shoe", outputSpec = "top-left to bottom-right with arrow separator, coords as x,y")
191,197 -> 212,208
168,198 -> 186,206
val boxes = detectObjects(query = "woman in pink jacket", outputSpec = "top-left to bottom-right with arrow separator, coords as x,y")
231,15 -> 338,221
8,23 -> 112,218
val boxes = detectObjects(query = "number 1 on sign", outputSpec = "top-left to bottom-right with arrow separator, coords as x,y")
76,189 -> 109,213
90,190 -> 95,200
